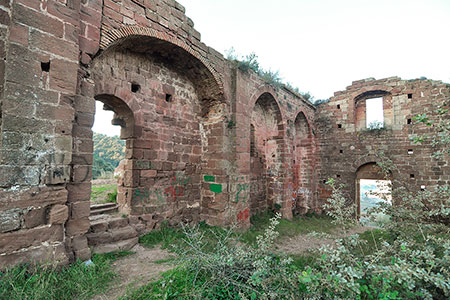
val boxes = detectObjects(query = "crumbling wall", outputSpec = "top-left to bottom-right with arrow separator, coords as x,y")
316,77 -> 450,210
231,69 -> 318,221
0,0 -> 84,267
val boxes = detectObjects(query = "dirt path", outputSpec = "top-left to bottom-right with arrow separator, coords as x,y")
91,245 -> 174,300
276,226 -> 371,254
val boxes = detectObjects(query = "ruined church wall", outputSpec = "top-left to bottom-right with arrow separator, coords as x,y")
316,77 -> 450,209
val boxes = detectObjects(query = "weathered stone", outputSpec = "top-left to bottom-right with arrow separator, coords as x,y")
66,218 -> 91,237
48,205 -> 69,225
0,225 -> 63,253
24,207 -> 47,228
0,209 -> 22,233
111,226 -> 138,242
91,237 -> 139,254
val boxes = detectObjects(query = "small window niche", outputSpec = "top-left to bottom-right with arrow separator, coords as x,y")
41,61 -> 50,72
337,104 -> 341,109
366,97 -> 384,129
165,94 -> 173,102
408,149 -> 414,155
408,93 -> 413,99
337,124 -> 342,128
131,83 -> 140,93
407,118 -> 412,124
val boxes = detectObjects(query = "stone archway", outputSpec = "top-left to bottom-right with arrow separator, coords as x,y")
250,92 -> 284,214
355,162 -> 392,219
292,112 -> 314,214
92,94 -> 136,214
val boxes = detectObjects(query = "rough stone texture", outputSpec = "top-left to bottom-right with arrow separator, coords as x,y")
0,0 -> 448,268
316,77 -> 450,209
48,204 -> 69,225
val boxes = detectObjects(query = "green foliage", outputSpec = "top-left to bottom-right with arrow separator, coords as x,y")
93,132 -> 125,179
411,101 -> 449,159
226,47 -> 314,97
124,214 -> 300,300
322,178 -> 358,232
367,121 -> 385,130
0,252 -> 132,300
107,188 -> 118,203
90,184 -> 117,203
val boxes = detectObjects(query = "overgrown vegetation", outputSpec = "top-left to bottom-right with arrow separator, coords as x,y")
0,252 -> 132,300
225,48 -> 315,103
93,132 -> 125,179
124,101 -> 449,299
90,184 -> 117,204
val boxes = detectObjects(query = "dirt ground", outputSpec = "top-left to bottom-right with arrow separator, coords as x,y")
91,245 -> 174,300
276,225 -> 371,254
92,225 -> 371,299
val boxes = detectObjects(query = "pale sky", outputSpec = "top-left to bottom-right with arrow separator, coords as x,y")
93,0 -> 450,136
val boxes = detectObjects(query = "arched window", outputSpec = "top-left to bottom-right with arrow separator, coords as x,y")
354,90 -> 392,131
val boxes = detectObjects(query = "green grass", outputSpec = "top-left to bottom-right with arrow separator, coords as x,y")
90,184 -> 117,204
139,221 -> 230,253
139,213 -> 337,253
240,212 -> 336,246
0,251 -> 133,300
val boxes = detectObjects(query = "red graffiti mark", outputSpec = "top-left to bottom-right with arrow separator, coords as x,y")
164,186 -> 176,200
237,208 -> 250,222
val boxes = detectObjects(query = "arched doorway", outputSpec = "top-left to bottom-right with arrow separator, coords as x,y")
356,163 -> 392,224
292,112 -> 314,214
250,92 -> 284,214
91,94 -> 135,214
71,33 -> 225,228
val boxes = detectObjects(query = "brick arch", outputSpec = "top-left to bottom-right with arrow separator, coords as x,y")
249,85 -> 285,124
291,111 -> 316,214
351,86 -> 393,129
352,156 -> 380,173
98,26 -> 223,102
250,87 -> 288,216
93,81 -> 143,136
293,110 -> 313,137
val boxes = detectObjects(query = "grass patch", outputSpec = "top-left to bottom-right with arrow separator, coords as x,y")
0,251 -> 132,300
240,212 -> 336,246
90,184 -> 117,204
139,221 -> 230,253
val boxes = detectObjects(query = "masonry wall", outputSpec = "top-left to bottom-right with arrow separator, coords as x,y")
1,0 -> 446,270
316,77 -> 450,210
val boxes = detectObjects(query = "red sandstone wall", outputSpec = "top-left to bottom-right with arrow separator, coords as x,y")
316,77 -> 450,210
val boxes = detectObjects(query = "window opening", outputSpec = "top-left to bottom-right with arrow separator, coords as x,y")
366,97 -> 384,129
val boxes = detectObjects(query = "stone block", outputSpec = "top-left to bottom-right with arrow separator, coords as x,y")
13,2 -> 64,38
49,58 -> 78,93
66,217 -> 90,237
111,226 -> 138,242
91,237 -> 138,254
86,231 -> 113,246
48,204 -> 69,224
108,218 -> 129,229
90,220 -> 108,233
71,201 -> 90,219
0,225 -> 63,253
0,209 -> 22,233
24,207 -> 46,228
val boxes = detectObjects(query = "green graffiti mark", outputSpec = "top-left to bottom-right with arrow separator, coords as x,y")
204,175 -> 215,182
210,183 -> 222,193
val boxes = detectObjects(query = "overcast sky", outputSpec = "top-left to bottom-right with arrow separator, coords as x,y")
93,0 -> 450,136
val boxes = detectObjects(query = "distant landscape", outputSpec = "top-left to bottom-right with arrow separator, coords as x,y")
93,133 -> 125,179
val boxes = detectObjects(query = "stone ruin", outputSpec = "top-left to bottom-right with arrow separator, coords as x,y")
0,0 -> 448,268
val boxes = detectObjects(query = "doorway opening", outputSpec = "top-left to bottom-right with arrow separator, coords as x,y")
90,99 -> 128,215
356,163 -> 392,226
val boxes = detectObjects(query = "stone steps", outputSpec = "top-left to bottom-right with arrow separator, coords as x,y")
90,203 -> 119,216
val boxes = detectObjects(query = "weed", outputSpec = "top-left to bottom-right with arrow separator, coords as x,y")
0,251 -> 131,300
